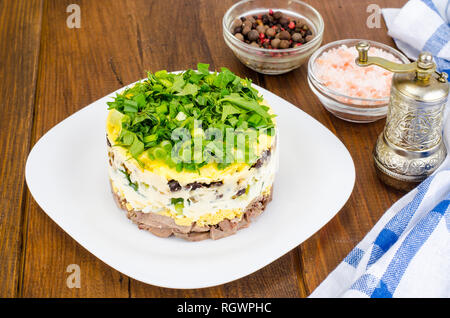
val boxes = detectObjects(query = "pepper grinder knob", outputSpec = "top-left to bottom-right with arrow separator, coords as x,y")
416,52 -> 435,81
356,41 -> 370,64
417,52 -> 434,69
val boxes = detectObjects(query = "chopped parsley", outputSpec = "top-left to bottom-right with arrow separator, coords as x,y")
107,64 -> 275,172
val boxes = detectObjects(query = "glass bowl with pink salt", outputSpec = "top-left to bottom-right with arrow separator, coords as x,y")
307,39 -> 409,123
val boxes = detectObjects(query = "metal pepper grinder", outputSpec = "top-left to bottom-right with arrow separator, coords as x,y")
355,41 -> 449,191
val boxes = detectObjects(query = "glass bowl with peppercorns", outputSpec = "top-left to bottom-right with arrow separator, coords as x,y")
223,0 -> 324,75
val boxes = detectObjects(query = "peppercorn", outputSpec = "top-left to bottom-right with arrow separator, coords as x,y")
279,39 -> 290,49
278,30 -> 291,40
265,27 -> 276,38
231,18 -> 242,30
235,33 -> 244,41
246,15 -> 255,23
273,11 -> 282,20
270,38 -> 280,49
234,10 -> 314,49
305,34 -> 314,42
242,20 -> 252,29
256,24 -> 265,34
242,25 -> 251,36
279,17 -> 289,26
292,32 -> 302,42
247,29 -> 259,42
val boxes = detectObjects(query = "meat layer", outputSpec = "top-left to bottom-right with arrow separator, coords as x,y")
112,184 -> 273,241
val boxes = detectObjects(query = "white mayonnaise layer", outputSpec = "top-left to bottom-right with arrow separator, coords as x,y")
108,141 -> 278,221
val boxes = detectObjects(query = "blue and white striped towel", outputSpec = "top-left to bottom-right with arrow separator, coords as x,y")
310,165 -> 450,297
310,0 -> 450,298
382,0 -> 450,75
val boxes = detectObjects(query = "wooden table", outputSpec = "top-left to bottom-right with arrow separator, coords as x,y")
1,0 -> 408,297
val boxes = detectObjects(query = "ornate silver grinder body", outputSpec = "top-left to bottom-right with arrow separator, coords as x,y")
355,41 -> 449,191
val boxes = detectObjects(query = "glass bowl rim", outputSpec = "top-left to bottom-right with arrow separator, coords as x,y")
307,38 -> 410,104
222,0 -> 325,54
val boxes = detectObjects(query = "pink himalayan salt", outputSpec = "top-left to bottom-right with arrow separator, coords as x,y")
314,45 -> 401,101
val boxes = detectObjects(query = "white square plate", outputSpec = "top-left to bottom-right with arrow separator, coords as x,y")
26,82 -> 355,289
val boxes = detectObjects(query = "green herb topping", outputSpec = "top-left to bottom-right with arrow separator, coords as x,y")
107,64 -> 275,172
120,169 -> 138,192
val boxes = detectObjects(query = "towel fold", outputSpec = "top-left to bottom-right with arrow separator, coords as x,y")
382,0 -> 450,74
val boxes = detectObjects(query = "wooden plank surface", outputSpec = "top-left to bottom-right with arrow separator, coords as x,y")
1,0 -> 409,297
0,0 -> 43,298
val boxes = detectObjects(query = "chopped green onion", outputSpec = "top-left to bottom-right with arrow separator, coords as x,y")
123,99 -> 138,112
129,137 -> 144,158
156,103 -> 168,114
152,147 -> 167,160
171,198 -> 184,214
107,64 -> 275,172
143,134 -> 158,143
248,113 -> 262,126
160,140 -> 172,152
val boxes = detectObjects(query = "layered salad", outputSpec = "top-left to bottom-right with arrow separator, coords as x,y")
106,64 -> 277,241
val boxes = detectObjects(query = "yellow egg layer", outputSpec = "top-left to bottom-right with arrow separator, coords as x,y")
159,209 -> 244,227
